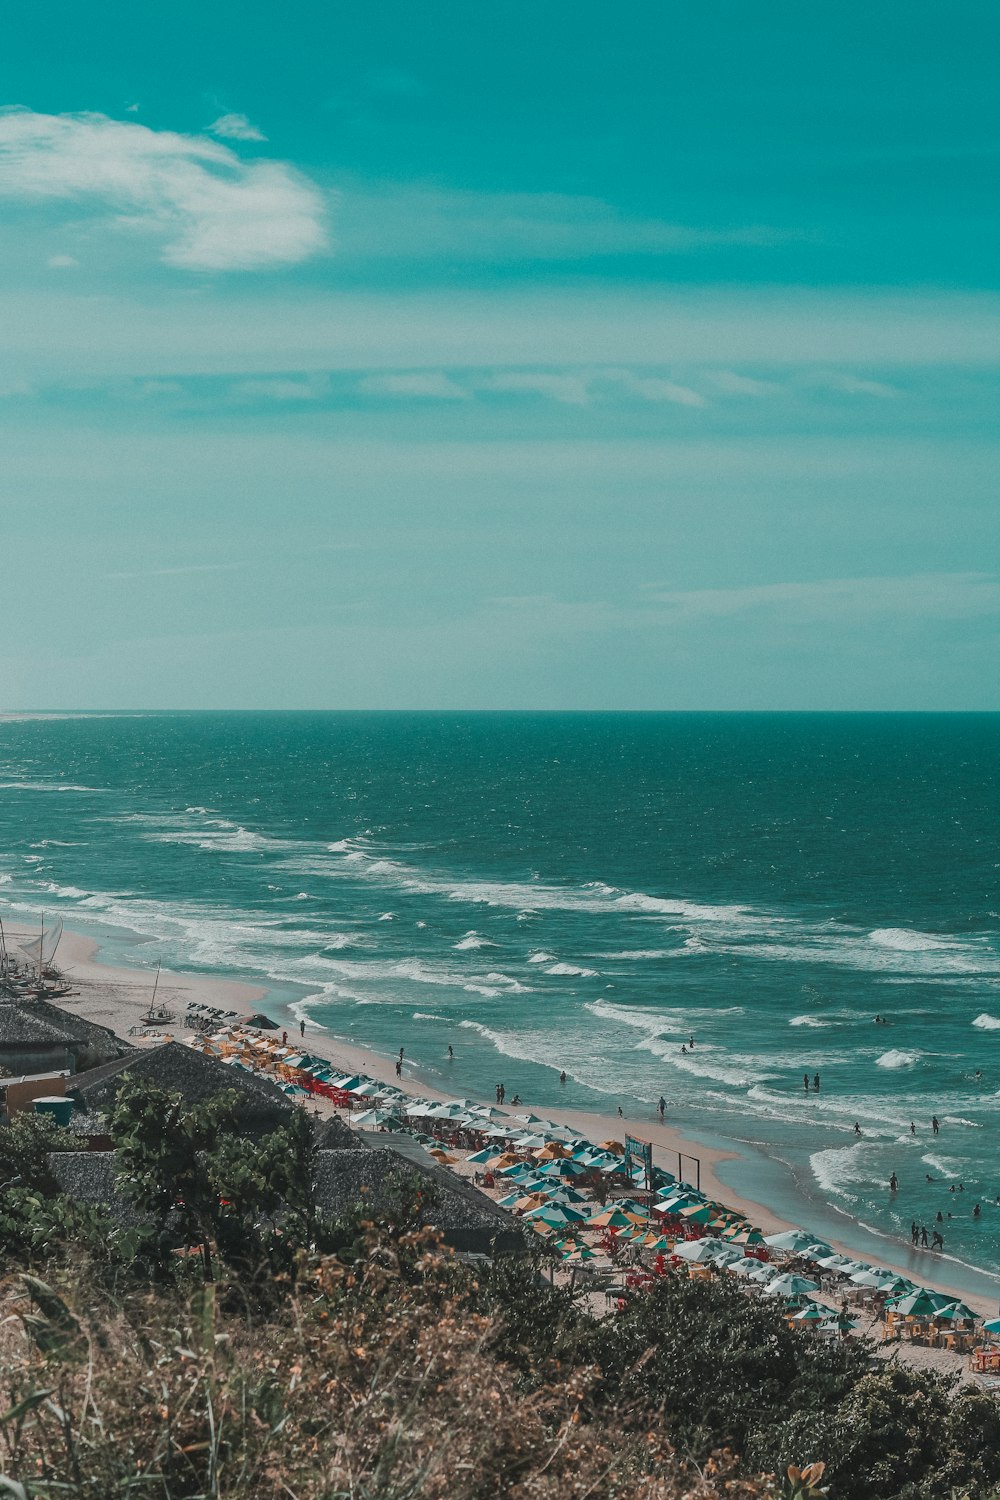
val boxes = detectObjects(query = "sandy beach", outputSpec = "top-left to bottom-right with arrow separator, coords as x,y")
15,918 -> 996,1342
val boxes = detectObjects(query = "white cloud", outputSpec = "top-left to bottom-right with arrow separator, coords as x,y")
0,106 -> 325,271
107,562 -> 245,580
359,371 -> 469,400
815,373 -> 899,398
649,574 -> 1000,623
337,185 -> 796,263
209,112 -> 267,143
46,253 -> 78,269
230,376 -> 328,401
710,371 -> 780,397
623,375 -> 706,407
482,371 -> 591,405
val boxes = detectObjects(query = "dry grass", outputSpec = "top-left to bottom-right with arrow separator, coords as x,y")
0,1228 -> 784,1500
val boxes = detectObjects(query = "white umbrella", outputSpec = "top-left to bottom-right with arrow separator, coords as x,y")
726,1256 -> 770,1276
763,1274 -> 820,1298
746,1263 -> 778,1283
672,1237 -> 732,1263
764,1230 -> 831,1255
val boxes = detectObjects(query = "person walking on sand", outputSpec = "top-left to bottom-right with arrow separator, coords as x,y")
889,1172 -> 898,1192
617,1104 -> 624,1119
299,1019 -> 305,1039
920,1225 -> 929,1247
395,1058 -> 402,1077
282,1031 -> 288,1046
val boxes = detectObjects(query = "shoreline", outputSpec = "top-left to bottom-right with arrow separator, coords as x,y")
9,917 -> 999,1321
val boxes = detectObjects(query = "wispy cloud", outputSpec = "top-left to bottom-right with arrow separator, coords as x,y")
0,106 -> 325,270
359,372 -> 469,400
483,371 -> 592,405
208,112 -> 267,143
230,376 -> 329,402
46,252 -> 78,269
106,562 -> 246,580
812,372 -> 899,398
647,573 -> 1000,623
710,371 -> 781,397
338,185 -> 798,263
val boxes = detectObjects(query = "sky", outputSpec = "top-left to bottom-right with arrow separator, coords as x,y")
0,1 -> 997,710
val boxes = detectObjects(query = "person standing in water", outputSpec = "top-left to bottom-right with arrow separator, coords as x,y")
803,1074 -> 810,1092
920,1225 -> 929,1247
889,1172 -> 898,1192
932,1116 -> 940,1135
813,1073 -> 820,1091
658,1095 -> 666,1121
447,1045 -> 454,1059
559,1070 -> 567,1085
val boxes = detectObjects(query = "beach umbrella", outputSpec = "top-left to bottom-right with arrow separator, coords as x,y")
598,1139 -> 625,1153
537,1160 -> 589,1179
764,1230 -> 831,1256
982,1318 -> 1000,1335
935,1300 -> 978,1322
851,1269 -> 893,1288
789,1303 -> 827,1323
586,1207 -> 638,1231
427,1148 -> 458,1164
815,1254 -> 856,1271
763,1274 -> 820,1299
492,1154 -> 526,1170
890,1289 -> 951,1317
671,1237 -> 732,1264
466,1147 -> 500,1164
497,1192 -> 526,1209
677,1204 -> 718,1226
468,1106 -> 508,1121
525,1203 -> 589,1225
747,1263 -> 778,1283
351,1108 -> 403,1128
513,1194 -> 549,1212
564,1245 -> 598,1262
534,1143 -> 573,1160
727,1256 -> 770,1277
820,1314 -> 859,1334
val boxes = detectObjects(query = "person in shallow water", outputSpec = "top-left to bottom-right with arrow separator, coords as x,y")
974,1203 -> 982,1218
911,1221 -> 919,1244
658,1095 -> 666,1121
910,1121 -> 916,1135
813,1073 -> 820,1091
447,1044 -> 453,1059
803,1073 -> 809,1091
932,1115 -> 940,1134
854,1122 -> 862,1135
932,1230 -> 944,1250
889,1172 -> 898,1192
920,1225 -> 929,1247
559,1070 -> 566,1085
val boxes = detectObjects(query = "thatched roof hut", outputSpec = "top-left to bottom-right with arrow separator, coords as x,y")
314,1144 -> 526,1256
70,1042 -> 293,1138
0,997 -> 127,1079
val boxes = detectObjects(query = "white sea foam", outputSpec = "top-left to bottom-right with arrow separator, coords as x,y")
973,1014 -> 1000,1030
454,932 -> 497,951
528,951 -> 556,964
545,962 -> 599,977
594,949 -> 676,960
869,928 -> 950,952
789,1015 -> 830,1028
922,1154 -> 964,1176
412,1012 -> 445,1022
810,1143 -> 875,1199
0,781 -> 101,792
876,1049 -> 922,1069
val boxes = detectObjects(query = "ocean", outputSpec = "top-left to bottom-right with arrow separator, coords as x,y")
2,711 -> 999,1292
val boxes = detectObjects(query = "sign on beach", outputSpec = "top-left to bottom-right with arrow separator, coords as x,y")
624,1134 -> 653,1191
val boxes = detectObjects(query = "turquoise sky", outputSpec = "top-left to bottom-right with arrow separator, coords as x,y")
0,1 -> 997,709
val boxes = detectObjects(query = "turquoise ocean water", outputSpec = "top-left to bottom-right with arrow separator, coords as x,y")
1,712 -> 999,1294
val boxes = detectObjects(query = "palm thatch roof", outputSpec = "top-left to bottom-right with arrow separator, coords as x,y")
314,1146 -> 526,1256
71,1043 -> 292,1136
